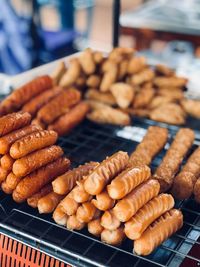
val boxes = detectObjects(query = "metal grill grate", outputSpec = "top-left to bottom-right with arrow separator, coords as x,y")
0,119 -> 200,267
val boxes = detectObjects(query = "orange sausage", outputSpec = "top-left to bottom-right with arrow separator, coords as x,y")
84,151 -> 129,195
125,193 -> 174,240
107,165 -> 151,199
37,191 -> 64,214
37,88 -> 81,124
194,178 -> 200,203
53,205 -> 68,226
52,161 -> 98,195
76,202 -> 97,223
88,218 -> 104,237
1,172 -> 21,194
1,154 -> 14,171
12,157 -> 70,202
101,210 -> 121,230
113,179 -> 160,222
10,130 -> 58,159
58,191 -> 79,216
12,145 -> 63,177
48,102 -> 89,136
27,184 -> 53,208
0,167 -> 9,183
0,112 -> 31,137
72,180 -> 92,203
0,124 -> 42,154
134,209 -> 183,255
154,128 -> 195,192
92,190 -> 115,211
0,76 -> 52,114
66,215 -> 86,230
22,86 -> 62,116
101,227 -> 125,246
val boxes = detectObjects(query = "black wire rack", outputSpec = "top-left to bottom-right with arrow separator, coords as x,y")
0,118 -> 200,267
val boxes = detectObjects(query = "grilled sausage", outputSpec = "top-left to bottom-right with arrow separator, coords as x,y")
84,151 -> 129,195
113,179 -> 160,222
107,165 -> 151,199
134,209 -> 183,255
10,130 -> 58,159
125,193 -> 174,240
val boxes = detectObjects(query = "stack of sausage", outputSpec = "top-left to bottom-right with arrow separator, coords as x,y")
29,125 -> 182,256
0,111 -> 70,203
0,75 -> 89,136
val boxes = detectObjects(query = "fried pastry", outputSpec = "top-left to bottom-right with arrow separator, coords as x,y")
110,83 -> 135,108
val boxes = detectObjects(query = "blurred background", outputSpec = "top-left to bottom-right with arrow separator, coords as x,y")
1,0 -> 200,77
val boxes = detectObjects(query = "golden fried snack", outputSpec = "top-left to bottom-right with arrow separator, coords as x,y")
87,105 -> 130,126
1,172 -> 21,194
154,128 -> 195,192
88,218 -> 104,237
85,89 -> 116,106
59,58 -> 81,87
0,124 -> 41,155
101,210 -> 121,230
48,102 -> 89,136
127,56 -> 146,74
72,180 -> 92,203
52,162 -> 98,195
92,190 -> 115,211
181,99 -> 200,119
12,157 -> 70,203
22,86 -> 62,116
150,103 -> 186,125
67,215 -> 86,230
37,88 -> 81,124
118,59 -> 129,79
131,68 -> 155,86
100,61 -> 118,92
110,83 -> 135,109
133,87 -> 155,108
58,191 -> 79,216
27,184 -> 52,208
10,130 -> 58,159
0,112 -> 31,137
154,76 -> 187,88
0,76 -> 52,114
13,145 -> 63,177
75,76 -> 86,89
129,126 -> 168,168
101,227 -> 125,246
109,47 -> 134,62
76,202 -> 97,223
37,191 -> 64,214
53,205 -> 68,225
93,51 -> 104,64
134,209 -> 183,255
125,108 -> 150,118
148,96 -> 174,110
79,48 -> 96,75
171,147 -> 200,199
194,178 -> 200,203
1,154 -> 14,171
155,64 -> 174,77
86,75 -> 101,88
125,193 -> 174,240
0,167 -> 9,183
84,151 -> 129,195
113,179 -> 160,222
50,61 -> 66,85
107,165 -> 151,199
157,87 -> 184,100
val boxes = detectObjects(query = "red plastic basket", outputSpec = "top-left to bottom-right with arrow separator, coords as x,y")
0,234 -> 71,267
